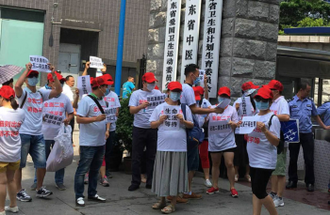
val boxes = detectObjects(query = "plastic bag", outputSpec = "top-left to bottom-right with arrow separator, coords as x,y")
46,124 -> 73,172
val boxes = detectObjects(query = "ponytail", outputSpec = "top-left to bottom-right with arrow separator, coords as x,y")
10,97 -> 19,110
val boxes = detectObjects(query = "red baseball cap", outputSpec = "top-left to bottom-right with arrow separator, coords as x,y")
193,86 -> 204,101
142,72 -> 158,83
218,87 -> 231,97
254,85 -> 273,100
0,85 -> 15,100
155,85 -> 159,90
27,70 -> 39,77
47,72 -> 65,82
101,74 -> 114,85
241,81 -> 259,91
268,80 -> 283,92
91,77 -> 112,88
167,81 -> 182,91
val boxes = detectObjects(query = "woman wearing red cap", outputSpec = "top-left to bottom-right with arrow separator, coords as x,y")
0,86 -> 25,214
206,87 -> 239,198
150,81 -> 193,214
233,81 -> 259,182
247,86 -> 280,215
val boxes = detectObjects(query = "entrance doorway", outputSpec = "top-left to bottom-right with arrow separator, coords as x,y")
58,43 -> 81,86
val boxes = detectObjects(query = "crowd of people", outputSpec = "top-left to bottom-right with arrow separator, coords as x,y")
0,62 -> 330,215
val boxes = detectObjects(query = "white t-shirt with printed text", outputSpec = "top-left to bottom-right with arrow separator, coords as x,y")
247,112 -> 281,169
104,91 -> 121,132
208,105 -> 238,152
77,95 -> 107,147
129,89 -> 162,129
0,107 -> 25,162
42,94 -> 74,140
149,102 -> 193,152
17,87 -> 51,135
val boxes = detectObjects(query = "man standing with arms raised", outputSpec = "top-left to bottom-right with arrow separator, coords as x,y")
14,63 -> 62,201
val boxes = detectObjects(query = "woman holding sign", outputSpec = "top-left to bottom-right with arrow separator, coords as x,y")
247,86 -> 280,215
206,87 -> 239,198
150,81 -> 193,214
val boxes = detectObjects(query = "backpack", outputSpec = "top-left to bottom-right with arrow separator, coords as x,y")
181,104 -> 205,151
268,114 -> 284,154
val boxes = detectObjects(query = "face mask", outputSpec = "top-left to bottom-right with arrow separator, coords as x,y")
147,83 -> 156,91
255,101 -> 270,110
28,77 -> 38,86
218,97 -> 225,103
193,75 -> 201,86
169,92 -> 181,102
105,88 -> 110,95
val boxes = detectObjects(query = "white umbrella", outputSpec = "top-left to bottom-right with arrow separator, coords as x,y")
0,65 -> 23,84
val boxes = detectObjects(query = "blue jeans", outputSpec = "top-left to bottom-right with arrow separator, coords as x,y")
33,140 -> 65,184
74,145 -> 105,199
20,134 -> 46,169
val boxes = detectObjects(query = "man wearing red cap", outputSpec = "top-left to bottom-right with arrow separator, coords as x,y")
233,81 -> 259,183
14,63 -> 62,202
128,72 -> 162,191
29,72 -> 74,191
180,64 -> 224,199
267,80 -> 290,207
74,76 -> 111,206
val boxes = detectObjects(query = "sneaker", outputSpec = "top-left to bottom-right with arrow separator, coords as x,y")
76,197 -> 85,207
36,187 -> 53,198
269,192 -> 277,200
204,179 -> 212,188
183,192 -> 202,199
88,194 -> 106,203
5,206 -> 19,213
16,189 -> 32,202
84,174 -> 89,184
230,188 -> 239,198
30,183 -> 37,191
107,172 -> 113,179
274,196 -> 284,207
206,187 -> 219,195
55,183 -> 66,191
128,184 -> 139,191
100,177 -> 109,187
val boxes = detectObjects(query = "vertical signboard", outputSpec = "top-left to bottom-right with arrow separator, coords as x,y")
162,0 -> 182,90
201,0 -> 223,98
180,0 -> 202,84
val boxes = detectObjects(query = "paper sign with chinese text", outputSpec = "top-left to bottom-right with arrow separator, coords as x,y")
104,107 -> 117,123
89,56 -> 103,69
29,55 -> 51,73
163,106 -> 180,130
208,120 -> 231,135
77,75 -> 92,98
236,116 -> 259,134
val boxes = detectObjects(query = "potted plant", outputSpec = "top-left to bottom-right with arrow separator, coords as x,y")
115,94 -> 134,173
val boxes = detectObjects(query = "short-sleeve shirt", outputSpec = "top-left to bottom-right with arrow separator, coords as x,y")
77,95 -> 107,147
196,98 -> 212,128
317,102 -> 330,126
288,95 -> 318,133
208,105 -> 238,152
247,112 -> 280,169
17,87 -> 51,135
62,84 -> 74,102
42,94 -> 74,140
122,82 -> 135,99
129,89 -> 162,129
149,102 -> 193,152
0,107 -> 25,162
180,83 -> 196,107
104,91 -> 121,132
270,96 -> 290,116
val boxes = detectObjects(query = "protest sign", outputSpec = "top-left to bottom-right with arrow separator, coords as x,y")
163,106 -> 180,130
147,94 -> 167,108
44,113 -> 64,127
29,55 -> 51,73
216,98 -> 231,109
236,116 -> 259,134
89,56 -> 103,69
104,107 -> 117,123
281,119 -> 300,143
77,75 -> 92,98
239,96 -> 252,118
199,70 -> 205,88
208,120 -> 231,135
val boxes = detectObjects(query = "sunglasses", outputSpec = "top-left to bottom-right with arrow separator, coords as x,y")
27,74 -> 39,78
254,97 -> 269,102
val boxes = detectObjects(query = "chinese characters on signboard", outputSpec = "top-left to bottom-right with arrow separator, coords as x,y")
162,0 -> 182,90
29,55 -> 51,73
147,94 -> 167,108
77,75 -> 92,98
89,56 -> 104,69
180,0 -> 202,83
163,106 -> 181,130
104,108 -> 117,123
201,0 -> 223,98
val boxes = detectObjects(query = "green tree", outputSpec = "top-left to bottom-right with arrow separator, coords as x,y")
280,0 -> 330,30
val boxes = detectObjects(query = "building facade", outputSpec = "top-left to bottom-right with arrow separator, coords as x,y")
0,0 -> 150,85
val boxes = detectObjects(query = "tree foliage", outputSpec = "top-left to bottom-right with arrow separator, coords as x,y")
280,0 -> 330,31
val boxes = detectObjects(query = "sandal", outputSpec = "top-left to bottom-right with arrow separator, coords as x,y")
234,174 -> 239,182
161,204 -> 176,214
245,175 -> 251,183
152,201 -> 166,209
